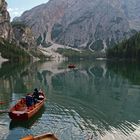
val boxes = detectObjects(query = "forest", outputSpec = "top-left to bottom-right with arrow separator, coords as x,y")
107,32 -> 140,60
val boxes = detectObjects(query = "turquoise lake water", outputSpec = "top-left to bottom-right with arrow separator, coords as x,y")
0,60 -> 140,140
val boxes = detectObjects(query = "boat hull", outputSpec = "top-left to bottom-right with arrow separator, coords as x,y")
9,112 -> 28,121
21,133 -> 58,140
68,64 -> 76,68
9,93 -> 45,121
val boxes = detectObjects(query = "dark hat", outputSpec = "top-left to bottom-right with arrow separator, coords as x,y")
34,88 -> 38,91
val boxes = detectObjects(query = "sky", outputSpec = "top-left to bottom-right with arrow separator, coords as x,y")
7,0 -> 49,20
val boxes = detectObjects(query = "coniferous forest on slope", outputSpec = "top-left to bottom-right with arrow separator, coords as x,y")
107,32 -> 140,60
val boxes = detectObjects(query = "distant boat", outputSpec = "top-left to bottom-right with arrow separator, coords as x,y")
20,133 -> 58,140
9,92 -> 46,121
68,64 -> 76,68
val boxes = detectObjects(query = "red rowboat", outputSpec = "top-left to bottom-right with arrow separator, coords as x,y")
20,133 -> 58,140
9,92 -> 45,121
68,64 -> 76,68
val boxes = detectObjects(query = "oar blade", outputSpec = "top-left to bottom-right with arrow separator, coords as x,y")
0,110 -> 9,113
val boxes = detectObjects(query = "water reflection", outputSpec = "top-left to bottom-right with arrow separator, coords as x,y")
0,60 -> 140,139
40,60 -> 140,139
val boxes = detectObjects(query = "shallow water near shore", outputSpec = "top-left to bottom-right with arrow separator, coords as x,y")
0,60 -> 140,140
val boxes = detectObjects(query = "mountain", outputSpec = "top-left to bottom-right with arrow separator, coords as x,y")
0,0 -> 13,40
16,0 -> 140,51
121,0 -> 140,30
0,0 -> 36,48
12,22 -> 36,48
0,0 -> 35,62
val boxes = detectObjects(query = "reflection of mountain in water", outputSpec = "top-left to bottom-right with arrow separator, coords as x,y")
0,60 -> 140,140
43,61 -> 140,127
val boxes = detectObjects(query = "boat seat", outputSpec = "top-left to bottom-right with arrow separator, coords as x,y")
13,110 -> 27,114
38,95 -> 44,100
15,104 -> 26,111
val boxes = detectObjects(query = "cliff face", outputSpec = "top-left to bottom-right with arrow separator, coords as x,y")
0,0 -> 13,40
12,23 -> 36,48
51,0 -> 131,49
121,0 -> 140,30
15,0 -> 68,43
16,0 -> 140,51
0,0 -> 36,48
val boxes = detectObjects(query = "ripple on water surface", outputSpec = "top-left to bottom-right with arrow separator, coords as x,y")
20,97 -> 140,140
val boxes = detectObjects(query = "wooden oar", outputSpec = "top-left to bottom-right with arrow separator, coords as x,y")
0,110 -> 9,113
0,99 -> 17,105
0,102 -> 5,105
0,100 -> 17,113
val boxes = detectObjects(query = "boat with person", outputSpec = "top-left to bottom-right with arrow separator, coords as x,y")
9,89 -> 46,121
20,133 -> 58,140
9,107 -> 45,130
68,64 -> 76,69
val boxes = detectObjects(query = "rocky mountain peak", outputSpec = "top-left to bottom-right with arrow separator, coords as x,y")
16,0 -> 140,51
0,0 -> 13,40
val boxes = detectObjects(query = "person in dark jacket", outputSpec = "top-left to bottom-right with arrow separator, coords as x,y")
26,94 -> 33,107
32,88 -> 39,104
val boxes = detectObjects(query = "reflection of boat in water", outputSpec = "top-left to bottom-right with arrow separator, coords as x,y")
68,64 -> 76,69
9,106 -> 45,130
20,133 -> 58,140
9,92 -> 46,121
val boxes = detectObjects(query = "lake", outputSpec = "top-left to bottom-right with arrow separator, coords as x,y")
0,60 -> 140,140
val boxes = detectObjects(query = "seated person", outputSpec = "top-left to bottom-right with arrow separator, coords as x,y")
26,94 -> 34,107
32,88 -> 40,104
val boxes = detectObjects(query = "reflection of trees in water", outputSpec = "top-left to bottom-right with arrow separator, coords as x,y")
0,62 -> 42,105
89,66 -> 104,78
107,61 -> 140,85
0,62 -> 28,106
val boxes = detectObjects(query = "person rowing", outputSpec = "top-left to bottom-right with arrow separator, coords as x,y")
26,94 -> 34,107
32,88 -> 44,104
25,88 -> 39,107
32,88 -> 39,104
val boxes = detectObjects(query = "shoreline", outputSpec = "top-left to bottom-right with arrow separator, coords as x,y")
0,53 -> 8,63
38,42 -> 81,61
0,53 -> 8,68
